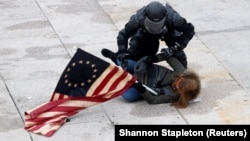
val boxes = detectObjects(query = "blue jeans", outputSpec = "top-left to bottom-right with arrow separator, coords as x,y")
121,87 -> 142,102
117,59 -> 142,102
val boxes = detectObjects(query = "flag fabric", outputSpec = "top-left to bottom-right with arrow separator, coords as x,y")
24,48 -> 136,137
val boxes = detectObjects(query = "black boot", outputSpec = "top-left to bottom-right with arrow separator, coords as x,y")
101,48 -> 117,64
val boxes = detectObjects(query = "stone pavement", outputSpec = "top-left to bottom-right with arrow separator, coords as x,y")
0,0 -> 250,140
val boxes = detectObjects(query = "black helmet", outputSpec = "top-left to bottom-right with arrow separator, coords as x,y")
144,1 -> 166,34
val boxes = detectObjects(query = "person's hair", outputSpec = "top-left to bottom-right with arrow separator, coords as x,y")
171,70 -> 201,108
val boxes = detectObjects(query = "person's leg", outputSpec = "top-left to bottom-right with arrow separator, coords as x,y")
116,59 -> 137,74
101,48 -> 117,64
121,86 -> 142,102
101,48 -> 137,73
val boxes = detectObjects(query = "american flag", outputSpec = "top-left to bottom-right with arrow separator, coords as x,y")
24,48 -> 136,137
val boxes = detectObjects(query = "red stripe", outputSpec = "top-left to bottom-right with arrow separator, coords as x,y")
26,97 -> 109,121
45,130 -> 57,137
26,98 -> 69,119
48,106 -> 84,112
58,94 -> 65,100
108,71 -> 128,92
25,111 -> 73,124
70,97 -> 109,102
27,122 -> 62,137
25,97 -> 112,122
92,66 -> 119,96
25,116 -> 51,123
49,93 -> 55,101
101,77 -> 136,99
26,110 -> 78,128
26,123 -> 46,131
50,93 -> 67,101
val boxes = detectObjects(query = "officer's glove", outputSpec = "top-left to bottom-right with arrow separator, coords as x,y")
117,52 -> 130,70
170,42 -> 184,51
161,48 -> 174,59
117,52 -> 129,60
117,44 -> 128,59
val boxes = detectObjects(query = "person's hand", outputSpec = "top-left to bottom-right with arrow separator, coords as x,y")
170,42 -> 184,51
117,52 -> 130,62
133,80 -> 146,93
116,52 -> 130,69
117,52 -> 128,59
161,48 -> 174,58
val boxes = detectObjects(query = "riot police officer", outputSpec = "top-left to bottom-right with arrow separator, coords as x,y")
102,1 -> 195,72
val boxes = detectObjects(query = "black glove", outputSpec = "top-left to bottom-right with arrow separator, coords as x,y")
118,45 -> 127,53
116,52 -> 130,70
117,52 -> 130,61
170,42 -> 184,51
133,80 -> 146,93
117,45 -> 128,60
161,48 -> 174,59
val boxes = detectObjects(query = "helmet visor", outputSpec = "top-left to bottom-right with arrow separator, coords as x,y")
144,17 -> 166,34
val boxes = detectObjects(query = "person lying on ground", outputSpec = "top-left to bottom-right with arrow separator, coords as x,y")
124,52 -> 201,108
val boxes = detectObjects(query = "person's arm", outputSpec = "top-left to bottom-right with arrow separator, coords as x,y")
146,53 -> 185,71
133,80 -> 177,104
166,56 -> 186,74
117,14 -> 140,53
174,22 -> 195,50
163,3 -> 195,51
140,86 -> 177,104
170,13 -> 195,50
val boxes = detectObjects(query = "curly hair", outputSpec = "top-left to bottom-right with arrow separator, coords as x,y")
171,70 -> 201,108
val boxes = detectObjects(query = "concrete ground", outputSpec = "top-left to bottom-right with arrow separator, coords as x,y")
0,0 -> 249,140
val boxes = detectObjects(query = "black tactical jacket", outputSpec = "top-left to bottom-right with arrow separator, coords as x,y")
117,3 -> 195,58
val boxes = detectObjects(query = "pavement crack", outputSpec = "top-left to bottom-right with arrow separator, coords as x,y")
176,108 -> 189,124
0,73 -> 25,123
96,0 -> 119,31
101,104 -> 115,126
34,0 -> 72,58
196,25 -> 250,35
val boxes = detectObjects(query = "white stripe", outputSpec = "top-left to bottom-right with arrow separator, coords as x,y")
86,65 -> 115,97
98,67 -> 124,95
25,121 -> 37,128
33,123 -> 61,135
59,100 -> 99,107
25,102 -> 49,115
101,73 -> 134,98
36,111 -> 65,118
35,100 -> 99,118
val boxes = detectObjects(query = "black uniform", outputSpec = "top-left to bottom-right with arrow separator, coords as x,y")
117,3 -> 195,68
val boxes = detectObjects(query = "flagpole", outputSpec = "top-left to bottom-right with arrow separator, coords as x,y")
141,83 -> 158,95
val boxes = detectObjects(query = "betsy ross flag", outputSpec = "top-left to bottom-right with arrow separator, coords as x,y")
24,48 -> 136,137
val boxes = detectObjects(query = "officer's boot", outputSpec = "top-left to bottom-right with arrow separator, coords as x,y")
101,48 -> 117,64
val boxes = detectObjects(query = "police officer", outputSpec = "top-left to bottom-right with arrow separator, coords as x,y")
102,1 -> 195,72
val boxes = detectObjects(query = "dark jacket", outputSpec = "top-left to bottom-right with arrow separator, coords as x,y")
117,3 -> 195,60
134,55 -> 185,104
